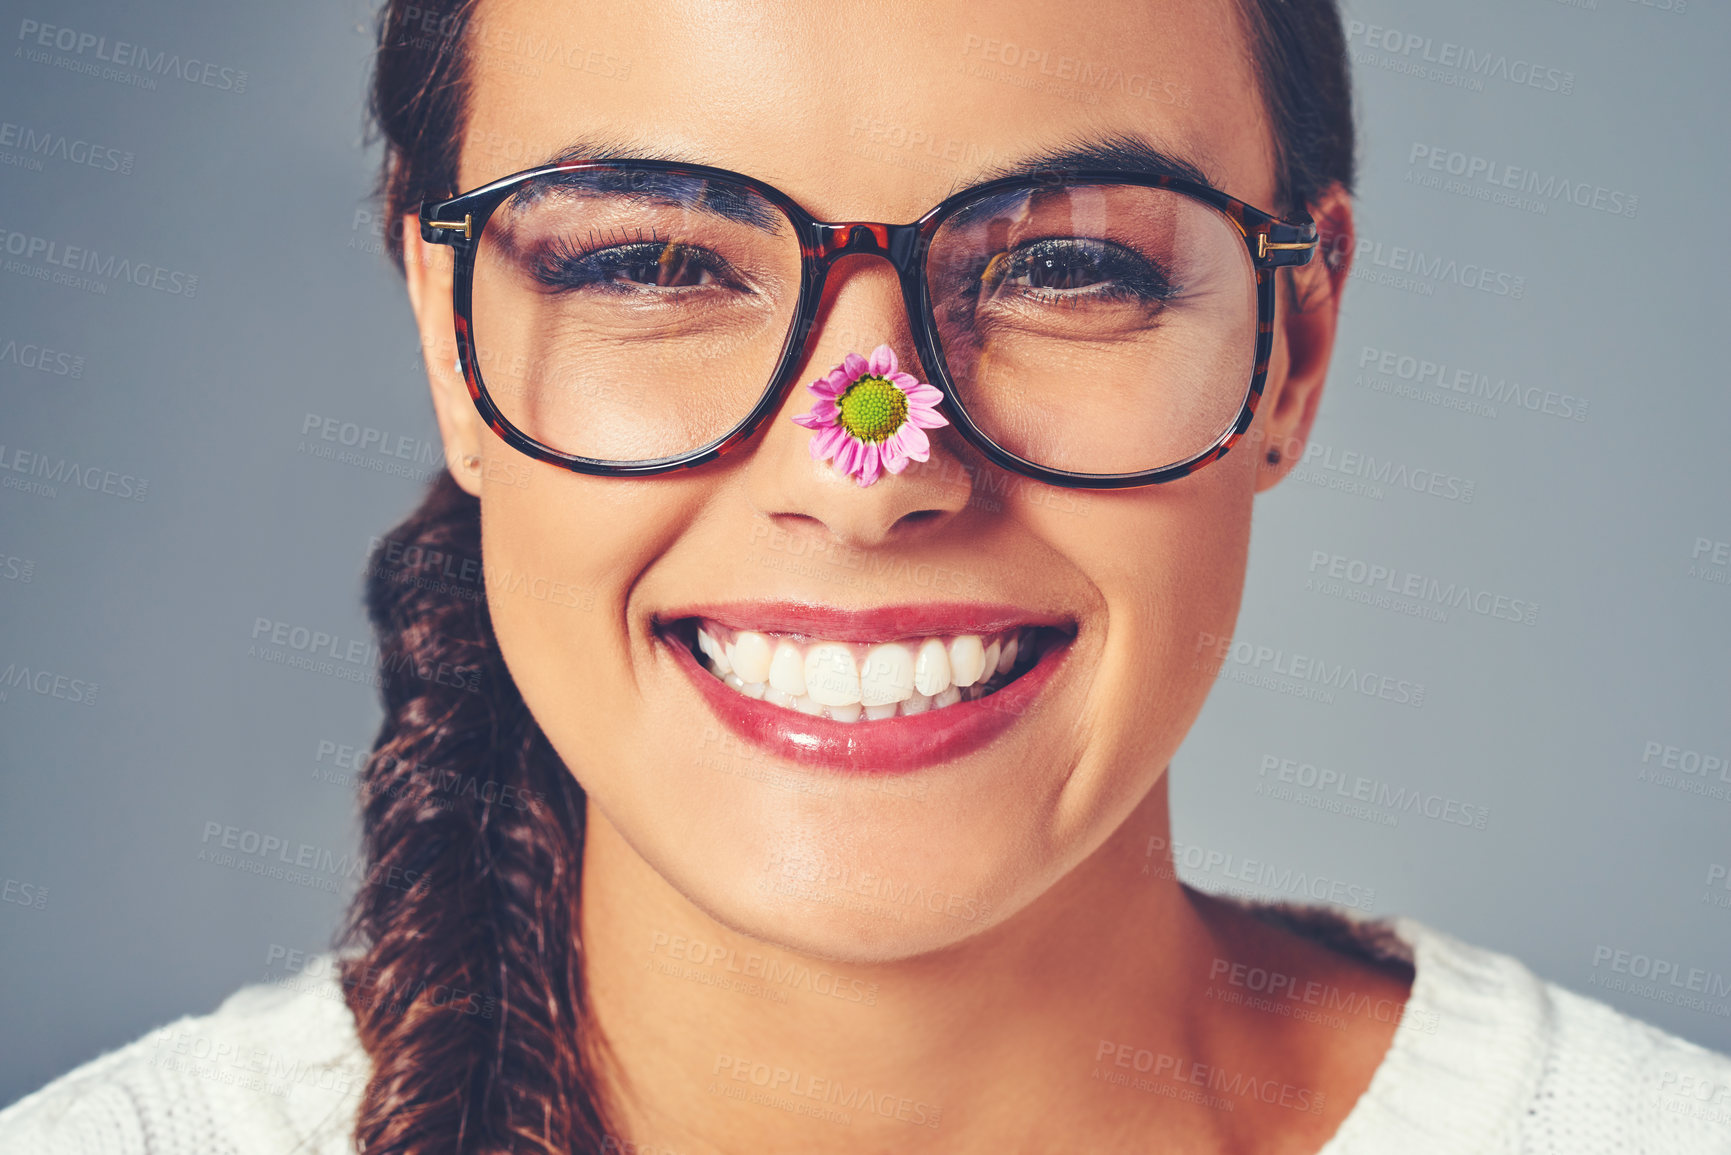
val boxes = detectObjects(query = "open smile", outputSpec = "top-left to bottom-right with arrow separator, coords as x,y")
658,602 -> 1075,774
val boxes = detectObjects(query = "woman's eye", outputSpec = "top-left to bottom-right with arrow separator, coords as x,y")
980,239 -> 1173,303
534,241 -> 739,292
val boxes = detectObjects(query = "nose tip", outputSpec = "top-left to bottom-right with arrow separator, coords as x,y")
744,264 -> 972,548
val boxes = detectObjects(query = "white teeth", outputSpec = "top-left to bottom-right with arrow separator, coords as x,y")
948,635 -> 986,688
693,622 -> 1050,721
913,637 -> 951,697
768,641 -> 807,697
859,643 -> 915,706
804,643 -> 861,707
731,631 -> 773,684
698,627 -> 731,674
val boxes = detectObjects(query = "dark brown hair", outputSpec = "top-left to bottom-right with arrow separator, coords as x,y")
340,3 -> 1356,1152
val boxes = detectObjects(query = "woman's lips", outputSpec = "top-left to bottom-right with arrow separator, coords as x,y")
658,603 -> 1074,774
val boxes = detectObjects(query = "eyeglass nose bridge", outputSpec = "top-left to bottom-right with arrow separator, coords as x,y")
811,221 -> 924,272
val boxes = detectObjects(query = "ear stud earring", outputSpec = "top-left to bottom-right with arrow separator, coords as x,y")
789,345 -> 948,487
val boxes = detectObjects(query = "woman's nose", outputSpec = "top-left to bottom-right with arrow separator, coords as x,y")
743,256 -> 974,549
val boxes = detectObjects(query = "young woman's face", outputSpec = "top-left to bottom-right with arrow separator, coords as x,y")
408,0 -> 1343,960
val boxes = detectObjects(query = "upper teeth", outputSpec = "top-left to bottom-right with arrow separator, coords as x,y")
692,621 -> 1036,721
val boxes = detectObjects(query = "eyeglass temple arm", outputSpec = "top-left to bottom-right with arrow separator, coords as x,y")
419,197 -> 473,243
1257,219 -> 1319,267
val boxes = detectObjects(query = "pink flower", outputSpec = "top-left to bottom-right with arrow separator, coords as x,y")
790,345 -> 948,487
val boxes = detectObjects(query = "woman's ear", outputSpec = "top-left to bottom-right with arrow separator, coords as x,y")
1252,183 -> 1354,493
403,213 -> 488,498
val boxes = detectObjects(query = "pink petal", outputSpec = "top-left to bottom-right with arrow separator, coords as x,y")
809,373 -> 846,398
842,353 -> 869,380
790,410 -> 827,429
888,372 -> 919,392
855,443 -> 883,486
893,424 -> 930,460
904,383 -> 944,407
907,405 -> 949,429
809,424 -> 848,460
807,399 -> 839,422
836,437 -> 861,476
879,438 -> 911,475
868,345 -> 897,376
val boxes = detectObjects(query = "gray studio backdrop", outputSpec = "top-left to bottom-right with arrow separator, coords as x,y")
2,0 -> 1728,1106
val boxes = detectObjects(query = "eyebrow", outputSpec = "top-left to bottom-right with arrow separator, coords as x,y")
511,140 -> 785,230
971,134 -> 1216,192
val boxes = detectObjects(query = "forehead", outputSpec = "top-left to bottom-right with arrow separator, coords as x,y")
460,0 -> 1276,218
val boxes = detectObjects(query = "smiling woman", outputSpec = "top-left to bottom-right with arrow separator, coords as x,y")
1,0 -> 1727,1153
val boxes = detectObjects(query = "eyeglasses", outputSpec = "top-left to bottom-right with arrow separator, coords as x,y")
420,160 -> 1316,490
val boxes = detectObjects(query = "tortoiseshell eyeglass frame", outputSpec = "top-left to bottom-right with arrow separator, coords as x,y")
419,160 -> 1318,490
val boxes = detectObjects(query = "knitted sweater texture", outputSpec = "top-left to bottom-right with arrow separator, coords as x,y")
3,914 -> 1728,1153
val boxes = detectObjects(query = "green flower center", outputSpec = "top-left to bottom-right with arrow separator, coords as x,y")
836,376 -> 908,443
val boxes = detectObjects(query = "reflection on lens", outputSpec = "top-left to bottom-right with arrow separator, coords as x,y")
927,184 -> 1257,476
472,169 -> 801,463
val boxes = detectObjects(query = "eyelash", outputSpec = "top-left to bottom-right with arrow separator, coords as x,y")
978,238 -> 1177,305
529,230 -> 743,294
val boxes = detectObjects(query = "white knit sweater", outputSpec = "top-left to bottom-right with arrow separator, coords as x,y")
3,913 -> 1729,1153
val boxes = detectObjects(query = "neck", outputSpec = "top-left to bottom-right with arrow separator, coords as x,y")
579,777 -> 1401,1154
